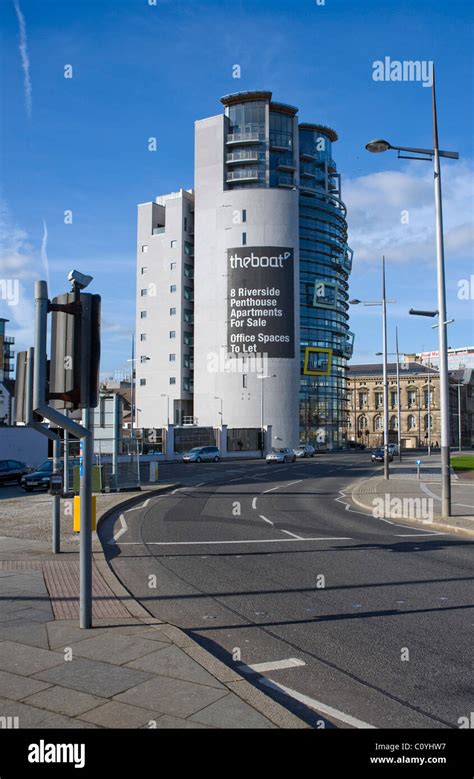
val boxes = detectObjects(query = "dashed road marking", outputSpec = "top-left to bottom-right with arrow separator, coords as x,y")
259,514 -> 274,527
239,658 -> 306,674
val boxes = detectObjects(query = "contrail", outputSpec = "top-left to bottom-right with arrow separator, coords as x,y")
13,0 -> 32,119
41,220 -> 50,287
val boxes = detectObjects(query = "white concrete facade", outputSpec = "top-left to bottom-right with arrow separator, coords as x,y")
135,190 -> 194,428
193,114 -> 300,447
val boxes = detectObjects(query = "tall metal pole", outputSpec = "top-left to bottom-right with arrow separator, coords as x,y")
52,437 -> 61,554
427,371 -> 431,456
395,326 -> 402,463
260,375 -> 264,458
63,422 -> 69,494
382,257 -> 389,479
112,392 -> 120,490
432,70 -> 451,517
457,383 -> 462,453
130,335 -> 135,440
80,407 -> 93,629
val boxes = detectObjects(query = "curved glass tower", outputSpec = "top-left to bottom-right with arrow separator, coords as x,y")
298,124 -> 353,449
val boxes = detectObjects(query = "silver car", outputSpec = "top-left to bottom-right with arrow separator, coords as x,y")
266,448 -> 296,464
294,444 -> 315,458
182,446 -> 220,463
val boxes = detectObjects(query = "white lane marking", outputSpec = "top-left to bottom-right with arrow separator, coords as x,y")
126,498 -> 150,512
335,490 -> 446,534
280,529 -> 303,540
108,513 -> 128,544
263,485 -> 280,494
285,479 -> 304,487
259,678 -> 375,729
119,536 -> 352,546
252,497 -> 258,510
239,658 -> 306,674
259,514 -> 274,527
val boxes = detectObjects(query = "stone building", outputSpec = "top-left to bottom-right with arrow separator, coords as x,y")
345,362 -> 473,449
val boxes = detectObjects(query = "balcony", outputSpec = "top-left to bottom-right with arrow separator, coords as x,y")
152,226 -> 165,235
227,169 -> 260,183
275,173 -> 294,188
300,152 -> 317,162
226,132 -> 262,145
276,162 -> 296,172
226,150 -> 259,165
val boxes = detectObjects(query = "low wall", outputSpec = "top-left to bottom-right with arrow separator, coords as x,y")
0,426 -> 48,466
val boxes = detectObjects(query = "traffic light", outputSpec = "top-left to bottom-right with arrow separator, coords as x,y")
15,350 -> 44,424
49,292 -> 101,409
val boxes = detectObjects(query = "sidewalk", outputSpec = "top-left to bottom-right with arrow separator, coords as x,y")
0,486 -> 307,729
351,460 -> 474,537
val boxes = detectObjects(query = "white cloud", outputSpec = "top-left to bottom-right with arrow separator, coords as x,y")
344,161 -> 474,267
13,0 -> 32,119
0,203 -> 37,347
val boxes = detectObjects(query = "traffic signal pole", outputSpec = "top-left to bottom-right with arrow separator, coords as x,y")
33,280 -> 95,628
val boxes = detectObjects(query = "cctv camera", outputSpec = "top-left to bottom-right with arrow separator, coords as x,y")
67,269 -> 93,290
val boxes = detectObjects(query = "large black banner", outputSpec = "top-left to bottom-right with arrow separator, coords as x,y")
227,246 -> 295,359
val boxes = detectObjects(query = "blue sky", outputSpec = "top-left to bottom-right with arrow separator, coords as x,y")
1,0 -> 473,375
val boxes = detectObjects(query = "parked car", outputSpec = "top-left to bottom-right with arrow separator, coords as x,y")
182,446 -> 220,463
0,459 -> 30,485
294,444 -> 315,458
371,448 -> 393,463
20,458 -> 79,492
348,441 -> 366,450
266,448 -> 296,464
388,443 -> 399,455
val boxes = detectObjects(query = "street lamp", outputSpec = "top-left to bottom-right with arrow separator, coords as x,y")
375,325 -> 402,463
366,72 -> 459,516
257,373 -> 276,458
350,257 -> 395,479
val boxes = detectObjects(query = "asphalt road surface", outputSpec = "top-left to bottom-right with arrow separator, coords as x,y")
100,452 -> 473,729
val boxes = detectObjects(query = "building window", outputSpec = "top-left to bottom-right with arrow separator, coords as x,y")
171,240 -> 177,248
358,416 -> 368,431
170,307 -> 176,316
408,389 -> 417,407
169,377 -> 176,385
140,334 -> 147,341
169,330 -> 176,339
184,309 -> 193,324
170,261 -> 176,270
169,354 -> 176,362
170,285 -> 177,293
242,209 -> 247,223
140,288 -> 147,297
140,311 -> 147,319
184,217 -> 187,231
424,389 -> 433,407
375,391 -> 383,408
141,245 -> 148,253
140,379 -> 146,386
424,414 -> 432,431
183,333 -> 193,346
141,267 -> 147,274
374,415 -> 383,431
242,232 -> 247,246
358,391 -> 368,409
390,391 -> 398,408
390,415 -> 398,431
407,414 -> 416,430
140,356 -> 148,364
243,374 -> 248,388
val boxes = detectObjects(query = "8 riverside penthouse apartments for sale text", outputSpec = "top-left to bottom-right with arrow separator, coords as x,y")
135,91 -> 353,449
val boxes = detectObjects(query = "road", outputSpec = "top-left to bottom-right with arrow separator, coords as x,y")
99,452 -> 474,729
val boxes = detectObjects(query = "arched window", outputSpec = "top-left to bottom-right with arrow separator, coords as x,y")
407,414 -> 416,430
374,415 -> 383,431
358,416 -> 368,431
390,415 -> 398,431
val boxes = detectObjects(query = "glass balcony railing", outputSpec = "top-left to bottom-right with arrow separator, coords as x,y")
226,132 -> 263,145
227,168 -> 260,182
226,150 -> 259,164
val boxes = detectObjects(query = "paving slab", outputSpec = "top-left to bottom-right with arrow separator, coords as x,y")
125,644 -> 226,689
0,620 -> 49,649
114,674 -> 228,718
0,670 -> 51,701
22,685 -> 105,717
32,656 -> 155,698
67,632 -> 163,665
46,621 -> 110,650
142,714 -> 211,729
0,641 -> 64,676
80,700 -> 162,728
189,691 -> 275,729
0,695 -> 96,729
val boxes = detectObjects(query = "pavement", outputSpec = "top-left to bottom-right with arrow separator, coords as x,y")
0,481 -> 307,729
350,457 -> 474,537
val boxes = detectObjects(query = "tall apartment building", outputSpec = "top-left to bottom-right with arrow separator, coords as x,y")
135,190 -> 195,427
136,92 -> 353,448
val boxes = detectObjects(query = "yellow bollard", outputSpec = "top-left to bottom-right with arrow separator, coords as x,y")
73,496 -> 97,533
